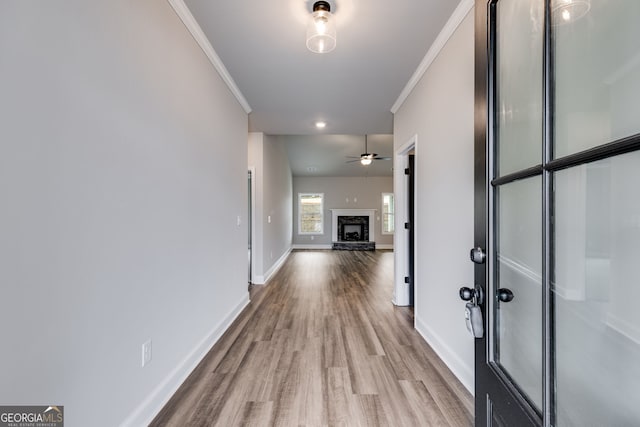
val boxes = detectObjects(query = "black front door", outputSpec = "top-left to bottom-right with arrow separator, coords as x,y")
473,0 -> 640,426
473,0 -> 545,423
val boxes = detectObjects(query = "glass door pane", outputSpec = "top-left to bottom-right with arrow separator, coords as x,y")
554,0 -> 640,157
491,0 -> 544,413
496,0 -> 544,176
554,150 -> 640,426
496,177 -> 542,410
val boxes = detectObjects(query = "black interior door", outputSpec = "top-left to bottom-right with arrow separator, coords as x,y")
407,154 -> 415,306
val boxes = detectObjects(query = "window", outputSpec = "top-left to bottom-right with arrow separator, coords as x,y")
298,193 -> 324,234
382,193 -> 394,234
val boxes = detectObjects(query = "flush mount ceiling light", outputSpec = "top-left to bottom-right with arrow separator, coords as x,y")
306,1 -> 336,54
315,121 -> 327,128
552,0 -> 591,25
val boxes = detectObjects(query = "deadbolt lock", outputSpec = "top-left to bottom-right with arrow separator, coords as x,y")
470,247 -> 486,264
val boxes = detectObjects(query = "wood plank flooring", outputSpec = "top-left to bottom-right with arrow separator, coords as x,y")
150,250 -> 473,426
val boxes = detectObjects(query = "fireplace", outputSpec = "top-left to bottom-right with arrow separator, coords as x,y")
337,216 -> 369,242
330,209 -> 376,250
342,224 -> 364,241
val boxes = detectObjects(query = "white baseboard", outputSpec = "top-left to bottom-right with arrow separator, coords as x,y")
291,244 -> 332,250
252,248 -> 291,285
291,244 -> 393,250
414,316 -> 474,395
119,292 -> 251,427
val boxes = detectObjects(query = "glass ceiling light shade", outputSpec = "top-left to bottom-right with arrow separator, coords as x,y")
360,156 -> 372,166
306,1 -> 336,54
552,0 -> 591,25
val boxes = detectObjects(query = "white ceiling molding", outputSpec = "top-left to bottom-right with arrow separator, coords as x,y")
390,0 -> 474,114
166,0 -> 252,114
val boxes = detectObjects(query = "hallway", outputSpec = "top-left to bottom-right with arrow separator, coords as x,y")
151,250 -> 473,426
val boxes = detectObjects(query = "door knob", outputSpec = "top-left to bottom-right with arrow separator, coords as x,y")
459,287 -> 475,301
497,288 -> 514,302
459,285 -> 484,305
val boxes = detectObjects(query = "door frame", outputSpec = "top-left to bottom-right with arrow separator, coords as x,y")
248,166 -> 256,285
393,135 -> 417,307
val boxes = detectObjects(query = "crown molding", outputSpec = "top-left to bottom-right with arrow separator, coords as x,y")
391,0 -> 474,114
167,0 -> 252,114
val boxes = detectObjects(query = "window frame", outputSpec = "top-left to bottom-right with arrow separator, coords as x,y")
381,192 -> 395,235
298,192 -> 324,235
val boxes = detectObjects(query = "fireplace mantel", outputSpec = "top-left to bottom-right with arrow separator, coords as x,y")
330,209 -> 376,243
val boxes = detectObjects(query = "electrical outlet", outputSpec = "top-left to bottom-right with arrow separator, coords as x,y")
142,340 -> 152,367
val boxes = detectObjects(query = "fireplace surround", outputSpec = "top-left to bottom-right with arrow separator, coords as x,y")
330,209 -> 376,250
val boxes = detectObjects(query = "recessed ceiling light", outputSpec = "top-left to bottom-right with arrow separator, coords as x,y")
315,121 -> 326,129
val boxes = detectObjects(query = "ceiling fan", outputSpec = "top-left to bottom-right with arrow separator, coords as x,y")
346,135 -> 392,165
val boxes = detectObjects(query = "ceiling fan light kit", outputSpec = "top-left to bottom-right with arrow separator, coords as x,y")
346,135 -> 392,166
306,1 -> 336,54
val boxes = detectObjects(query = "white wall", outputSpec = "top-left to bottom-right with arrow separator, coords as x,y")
248,133 -> 293,284
292,176 -> 394,248
393,10 -> 475,392
0,1 -> 249,425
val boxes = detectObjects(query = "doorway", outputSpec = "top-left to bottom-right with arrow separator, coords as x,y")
473,1 -> 640,425
393,136 -> 416,307
248,168 -> 256,287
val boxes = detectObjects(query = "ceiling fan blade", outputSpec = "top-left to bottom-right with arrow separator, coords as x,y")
345,159 -> 362,163
372,157 -> 391,161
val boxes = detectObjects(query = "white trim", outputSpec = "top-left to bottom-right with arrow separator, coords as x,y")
415,316 -> 474,395
166,0 -> 252,114
381,192 -> 395,235
119,292 -> 250,427
298,193 -> 325,235
291,244 -> 333,250
393,135 -> 417,306
376,244 -> 394,250
252,248 -> 291,285
391,0 -> 474,113
248,167 -> 256,285
292,244 -> 392,250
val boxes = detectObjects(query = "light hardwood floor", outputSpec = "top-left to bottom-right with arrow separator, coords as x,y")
151,250 -> 473,426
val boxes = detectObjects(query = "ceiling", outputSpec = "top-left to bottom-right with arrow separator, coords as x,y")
182,0 -> 460,175
280,134 -> 394,177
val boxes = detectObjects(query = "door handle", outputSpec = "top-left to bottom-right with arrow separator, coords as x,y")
459,286 -> 475,301
497,288 -> 514,302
